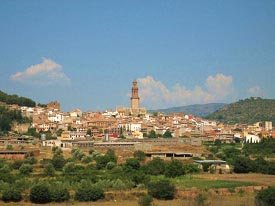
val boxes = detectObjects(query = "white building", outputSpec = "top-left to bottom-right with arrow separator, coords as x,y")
244,134 -> 261,143
265,121 -> 272,131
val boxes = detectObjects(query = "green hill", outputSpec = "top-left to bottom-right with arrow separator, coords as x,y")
0,90 -> 36,107
149,103 -> 226,117
206,97 -> 275,125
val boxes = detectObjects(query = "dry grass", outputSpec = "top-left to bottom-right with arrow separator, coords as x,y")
1,194 -> 255,206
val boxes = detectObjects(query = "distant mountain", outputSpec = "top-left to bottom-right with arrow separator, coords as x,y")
206,97 -> 275,125
149,103 -> 227,117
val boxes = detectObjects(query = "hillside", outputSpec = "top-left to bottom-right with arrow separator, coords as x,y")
206,97 -> 275,125
149,103 -> 227,117
0,90 -> 36,107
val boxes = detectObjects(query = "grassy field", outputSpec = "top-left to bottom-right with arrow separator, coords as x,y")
194,173 -> 275,186
151,175 -> 257,189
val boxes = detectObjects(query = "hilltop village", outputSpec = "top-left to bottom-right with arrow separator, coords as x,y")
1,80 -> 275,206
1,80 -> 273,158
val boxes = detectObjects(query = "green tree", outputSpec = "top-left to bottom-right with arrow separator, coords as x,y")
75,185 -> 104,201
214,139 -> 222,147
143,157 -> 166,175
2,187 -> 22,202
87,128 -> 92,136
19,163 -> 33,175
30,184 -> 51,204
163,130 -> 172,138
6,144 -> 13,150
52,153 -> 65,171
95,149 -> 117,169
49,184 -> 70,202
148,130 -> 157,138
233,156 -> 252,173
63,162 -> 77,175
56,129 -> 63,137
123,158 -> 140,172
255,187 -> 275,206
148,180 -> 175,200
24,156 -> 37,165
134,150 -> 146,161
11,160 -> 24,170
44,163 -> 55,176
165,160 -> 185,177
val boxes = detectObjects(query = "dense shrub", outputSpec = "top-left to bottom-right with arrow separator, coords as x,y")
255,187 -> 275,206
184,164 -> 201,174
11,160 -> 24,170
44,163 -> 55,176
30,184 -> 51,204
233,156 -> 252,173
19,163 -> 33,175
106,161 -> 116,170
148,180 -> 175,200
52,154 -> 65,170
134,150 -> 146,161
165,160 -> 185,177
143,157 -> 166,175
24,156 -> 37,165
50,185 -> 70,202
75,186 -> 104,201
123,158 -> 140,172
138,194 -> 153,206
63,162 -> 77,174
2,187 -> 22,202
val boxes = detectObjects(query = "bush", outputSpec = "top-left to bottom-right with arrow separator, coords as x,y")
148,180 -> 175,200
24,156 -> 37,165
134,150 -> 146,161
75,186 -> 104,201
233,156 -> 252,173
81,156 -> 92,163
123,158 -> 140,172
255,187 -> 275,206
30,184 -> 51,204
143,157 -> 166,175
50,185 -> 70,202
44,163 -> 55,176
63,162 -> 77,175
165,160 -> 185,177
11,160 -> 24,170
195,194 -> 209,206
2,187 -> 22,202
106,161 -> 116,170
138,194 -> 153,206
52,154 -> 65,171
19,163 -> 33,175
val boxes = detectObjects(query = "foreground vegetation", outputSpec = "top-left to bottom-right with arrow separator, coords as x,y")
0,147 -> 267,205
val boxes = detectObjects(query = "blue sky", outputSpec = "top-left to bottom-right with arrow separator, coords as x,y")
0,0 -> 274,111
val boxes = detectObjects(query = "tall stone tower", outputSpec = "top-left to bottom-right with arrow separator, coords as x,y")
131,80 -> 140,109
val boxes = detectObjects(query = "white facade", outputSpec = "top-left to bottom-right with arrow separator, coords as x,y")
48,112 -> 64,123
244,134 -> 261,143
126,123 -> 141,132
265,121 -> 272,131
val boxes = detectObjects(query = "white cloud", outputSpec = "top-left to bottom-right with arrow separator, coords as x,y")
10,58 -> 71,86
137,73 -> 234,109
248,86 -> 263,97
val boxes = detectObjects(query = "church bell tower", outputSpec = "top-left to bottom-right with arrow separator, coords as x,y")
131,80 -> 140,109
